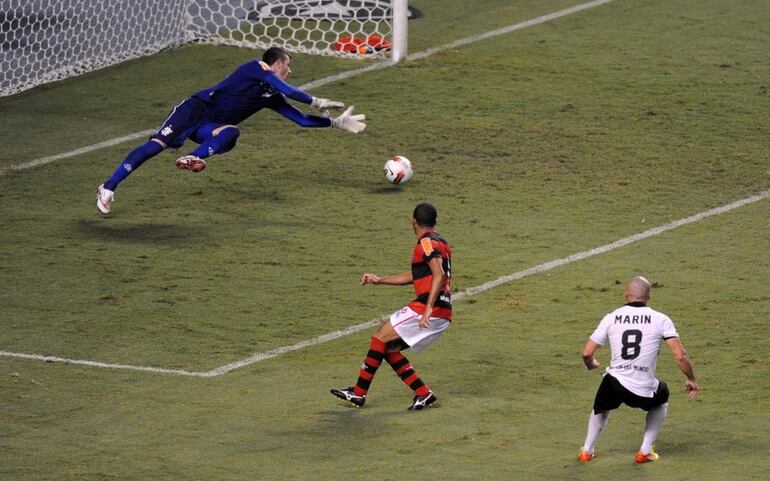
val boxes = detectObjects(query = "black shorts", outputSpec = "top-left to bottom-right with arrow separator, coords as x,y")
592,374 -> 669,413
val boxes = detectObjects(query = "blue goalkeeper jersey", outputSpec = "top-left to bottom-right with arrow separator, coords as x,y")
191,59 -> 324,126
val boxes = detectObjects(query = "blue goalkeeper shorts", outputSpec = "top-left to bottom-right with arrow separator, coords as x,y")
152,96 -> 210,149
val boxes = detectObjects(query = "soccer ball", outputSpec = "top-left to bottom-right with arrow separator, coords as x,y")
384,156 -> 414,184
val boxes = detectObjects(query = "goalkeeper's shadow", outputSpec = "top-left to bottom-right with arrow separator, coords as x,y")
75,219 -> 207,244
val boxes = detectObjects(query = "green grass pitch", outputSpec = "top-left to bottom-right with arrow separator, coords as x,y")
1,0 -> 769,479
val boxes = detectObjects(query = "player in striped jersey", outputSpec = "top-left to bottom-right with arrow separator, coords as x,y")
578,276 -> 699,464
96,46 -> 366,214
331,203 -> 451,410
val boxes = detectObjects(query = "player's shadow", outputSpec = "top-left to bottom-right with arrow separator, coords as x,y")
313,408 -> 390,434
76,219 -> 205,244
315,401 -> 423,428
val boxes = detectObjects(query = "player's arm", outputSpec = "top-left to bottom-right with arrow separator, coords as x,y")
361,271 -> 413,286
665,337 -> 699,399
259,69 -> 342,110
419,256 -> 446,329
259,69 -> 314,104
270,98 -> 365,133
270,99 -> 332,128
581,339 -> 602,370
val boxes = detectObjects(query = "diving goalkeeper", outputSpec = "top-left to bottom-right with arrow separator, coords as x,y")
97,46 -> 365,214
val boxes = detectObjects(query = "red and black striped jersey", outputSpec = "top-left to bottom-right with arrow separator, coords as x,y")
408,230 -> 452,320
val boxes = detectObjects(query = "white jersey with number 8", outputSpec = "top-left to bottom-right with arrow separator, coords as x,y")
590,303 -> 679,397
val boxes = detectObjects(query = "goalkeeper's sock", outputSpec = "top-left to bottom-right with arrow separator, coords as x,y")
352,337 -> 386,397
104,140 -> 163,191
190,126 -> 240,159
385,351 -> 431,396
582,410 -> 610,453
640,403 -> 668,454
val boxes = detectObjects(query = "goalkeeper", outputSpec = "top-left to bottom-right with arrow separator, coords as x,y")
96,46 -> 365,214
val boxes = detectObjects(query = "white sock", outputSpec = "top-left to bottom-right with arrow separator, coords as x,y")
640,403 -> 668,453
582,410 -> 609,453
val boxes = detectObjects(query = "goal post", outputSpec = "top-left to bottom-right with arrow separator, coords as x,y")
391,0 -> 408,62
1,0 -> 412,98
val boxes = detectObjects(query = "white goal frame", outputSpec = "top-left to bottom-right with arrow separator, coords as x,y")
0,0 -> 409,97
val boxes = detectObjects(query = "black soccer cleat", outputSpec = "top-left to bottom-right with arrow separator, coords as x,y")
330,387 -> 366,407
408,391 -> 437,411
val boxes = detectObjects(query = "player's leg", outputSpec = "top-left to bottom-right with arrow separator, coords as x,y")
579,375 -> 622,462
103,139 -> 166,192
97,97 -> 203,213
636,381 -> 670,463
386,308 -> 449,410
193,124 -> 241,158
177,124 -> 241,171
330,317 -> 402,407
97,138 -> 166,214
580,410 -> 610,462
384,351 -> 435,407
636,403 -> 667,462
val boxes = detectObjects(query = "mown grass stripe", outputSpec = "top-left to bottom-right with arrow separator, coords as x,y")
3,187 -> 767,376
1,0 -> 615,176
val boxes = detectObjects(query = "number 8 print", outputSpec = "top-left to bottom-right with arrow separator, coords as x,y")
621,329 -> 643,360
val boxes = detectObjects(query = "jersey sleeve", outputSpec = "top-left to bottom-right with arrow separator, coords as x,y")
589,314 -> 612,346
268,96 -> 333,128
419,237 -> 441,261
660,315 -> 679,339
250,61 -> 314,104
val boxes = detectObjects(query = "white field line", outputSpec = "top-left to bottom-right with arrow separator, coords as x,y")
0,0 -> 615,176
0,350 -> 209,377
407,0 -> 615,62
2,187 -> 768,376
0,130 -> 156,176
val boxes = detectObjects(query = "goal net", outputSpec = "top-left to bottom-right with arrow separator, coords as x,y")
0,0 -> 410,97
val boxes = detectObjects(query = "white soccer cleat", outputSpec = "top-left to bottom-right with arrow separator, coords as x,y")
96,184 -> 114,214
176,155 -> 207,172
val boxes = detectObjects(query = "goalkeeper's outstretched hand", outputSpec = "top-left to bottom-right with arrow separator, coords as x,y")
331,106 -> 366,134
311,97 -> 344,110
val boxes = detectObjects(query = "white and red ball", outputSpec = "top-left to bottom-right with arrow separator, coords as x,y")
384,156 -> 414,184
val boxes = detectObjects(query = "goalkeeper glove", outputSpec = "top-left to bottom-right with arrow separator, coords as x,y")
311,97 -> 344,110
331,106 -> 366,134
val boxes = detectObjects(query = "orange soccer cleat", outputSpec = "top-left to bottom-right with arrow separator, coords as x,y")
635,450 -> 660,463
577,450 -> 594,463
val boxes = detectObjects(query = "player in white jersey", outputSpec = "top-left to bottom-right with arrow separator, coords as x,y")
577,276 -> 698,464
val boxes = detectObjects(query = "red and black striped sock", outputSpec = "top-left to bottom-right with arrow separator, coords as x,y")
353,337 -> 386,397
385,351 -> 431,396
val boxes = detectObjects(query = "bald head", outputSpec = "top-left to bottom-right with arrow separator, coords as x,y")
625,276 -> 651,303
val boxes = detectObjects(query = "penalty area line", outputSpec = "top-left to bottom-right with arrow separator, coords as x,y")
1,0 -> 616,176
0,130 -> 156,176
208,188 -> 770,376
4,188 -> 764,376
0,350 -> 210,377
